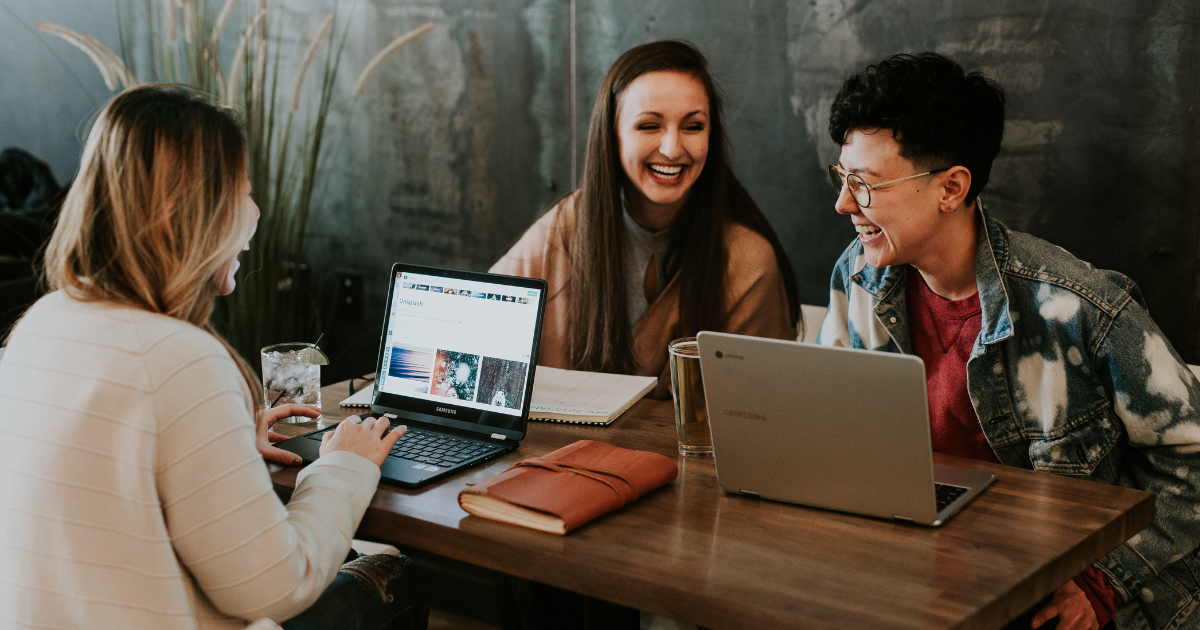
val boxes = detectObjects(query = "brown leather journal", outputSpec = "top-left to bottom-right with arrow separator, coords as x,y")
457,440 -> 678,534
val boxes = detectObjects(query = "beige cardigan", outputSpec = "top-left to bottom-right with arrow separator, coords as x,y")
0,292 -> 380,629
490,194 -> 795,399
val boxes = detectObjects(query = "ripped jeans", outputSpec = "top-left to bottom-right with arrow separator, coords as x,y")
282,554 -> 428,630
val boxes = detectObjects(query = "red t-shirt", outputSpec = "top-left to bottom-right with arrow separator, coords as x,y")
905,267 -> 996,463
905,267 -> 1119,626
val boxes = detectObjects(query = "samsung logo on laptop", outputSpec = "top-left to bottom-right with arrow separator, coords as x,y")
436,407 -> 456,415
723,409 -> 766,422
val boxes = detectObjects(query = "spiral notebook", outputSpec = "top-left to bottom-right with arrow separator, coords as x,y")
527,367 -> 657,425
339,385 -> 376,408
341,366 -> 656,426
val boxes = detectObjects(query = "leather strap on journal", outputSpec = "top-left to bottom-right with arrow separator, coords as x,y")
458,440 -> 679,533
511,458 -> 638,506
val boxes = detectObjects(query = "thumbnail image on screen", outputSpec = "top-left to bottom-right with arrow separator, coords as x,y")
476,357 -> 528,410
387,344 -> 435,394
430,350 -> 479,401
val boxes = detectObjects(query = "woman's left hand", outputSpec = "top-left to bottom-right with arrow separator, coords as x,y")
256,404 -> 320,466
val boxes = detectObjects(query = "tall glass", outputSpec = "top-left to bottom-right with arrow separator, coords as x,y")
261,343 -> 322,423
669,337 -> 712,457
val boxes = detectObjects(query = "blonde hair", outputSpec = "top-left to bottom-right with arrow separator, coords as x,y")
44,83 -> 264,412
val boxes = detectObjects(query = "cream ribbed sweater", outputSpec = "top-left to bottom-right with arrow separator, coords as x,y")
0,292 -> 381,629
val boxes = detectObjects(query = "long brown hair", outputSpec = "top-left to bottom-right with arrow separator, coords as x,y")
42,84 -> 264,412
567,40 -> 800,373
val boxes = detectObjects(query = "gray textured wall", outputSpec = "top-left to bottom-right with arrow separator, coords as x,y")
4,0 -> 1199,360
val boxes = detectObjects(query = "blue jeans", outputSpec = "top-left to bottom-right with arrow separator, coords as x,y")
282,554 -> 428,630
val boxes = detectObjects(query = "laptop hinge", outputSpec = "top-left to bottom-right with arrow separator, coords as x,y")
892,514 -> 915,522
490,433 -> 505,440
740,490 -> 760,497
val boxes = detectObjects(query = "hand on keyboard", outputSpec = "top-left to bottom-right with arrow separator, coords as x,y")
256,403 -> 320,466
320,414 -> 406,467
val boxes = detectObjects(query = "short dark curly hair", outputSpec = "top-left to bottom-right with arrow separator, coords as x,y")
828,52 -> 1006,204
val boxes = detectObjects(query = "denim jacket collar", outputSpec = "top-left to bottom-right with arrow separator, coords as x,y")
849,201 -> 1014,351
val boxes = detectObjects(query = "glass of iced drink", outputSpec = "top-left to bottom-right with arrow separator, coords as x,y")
669,337 -> 712,457
261,342 -> 325,423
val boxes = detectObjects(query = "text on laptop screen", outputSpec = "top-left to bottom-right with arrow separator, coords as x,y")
377,271 -> 541,417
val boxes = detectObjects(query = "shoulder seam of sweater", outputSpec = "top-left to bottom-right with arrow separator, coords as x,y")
158,385 -> 248,434
160,453 -> 262,508
157,417 -> 250,471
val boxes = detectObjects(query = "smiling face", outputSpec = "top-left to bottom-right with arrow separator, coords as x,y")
213,174 -> 260,296
835,128 -> 953,269
616,70 -> 710,226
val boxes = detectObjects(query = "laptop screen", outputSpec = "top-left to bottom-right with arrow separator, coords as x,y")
372,265 -> 546,439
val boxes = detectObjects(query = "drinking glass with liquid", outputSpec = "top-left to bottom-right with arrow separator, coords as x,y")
261,342 -> 324,423
669,337 -> 712,457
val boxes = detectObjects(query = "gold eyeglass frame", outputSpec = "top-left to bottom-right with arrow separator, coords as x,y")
828,165 -> 949,208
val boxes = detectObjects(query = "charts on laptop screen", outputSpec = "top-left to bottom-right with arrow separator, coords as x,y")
377,270 -> 541,430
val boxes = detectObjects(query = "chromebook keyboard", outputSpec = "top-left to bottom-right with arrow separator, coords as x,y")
934,483 -> 968,511
304,424 -> 505,471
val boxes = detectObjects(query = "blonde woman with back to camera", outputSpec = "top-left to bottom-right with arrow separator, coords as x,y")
0,85 -> 427,630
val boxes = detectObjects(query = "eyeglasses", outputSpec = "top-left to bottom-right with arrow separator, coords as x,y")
827,165 -> 949,208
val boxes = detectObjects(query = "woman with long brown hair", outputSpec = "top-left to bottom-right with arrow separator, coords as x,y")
0,85 -> 425,630
492,40 -> 800,630
492,40 -> 799,397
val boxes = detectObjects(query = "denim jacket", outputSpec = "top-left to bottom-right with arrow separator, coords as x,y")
817,204 -> 1200,630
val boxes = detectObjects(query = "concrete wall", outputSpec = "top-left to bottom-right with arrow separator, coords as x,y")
3,0 -> 1199,359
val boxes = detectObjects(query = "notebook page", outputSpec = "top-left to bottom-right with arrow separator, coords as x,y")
531,367 -> 656,417
339,386 -> 374,407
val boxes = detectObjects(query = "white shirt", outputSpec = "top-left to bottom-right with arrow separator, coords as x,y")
0,292 -> 381,629
621,206 -> 673,329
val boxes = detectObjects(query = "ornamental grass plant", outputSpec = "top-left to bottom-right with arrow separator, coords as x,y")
34,0 -> 432,374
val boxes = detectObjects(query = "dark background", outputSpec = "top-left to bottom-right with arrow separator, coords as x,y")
3,0 -> 1199,375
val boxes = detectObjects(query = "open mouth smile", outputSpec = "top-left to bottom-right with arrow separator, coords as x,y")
855,223 -> 883,243
647,163 -> 686,184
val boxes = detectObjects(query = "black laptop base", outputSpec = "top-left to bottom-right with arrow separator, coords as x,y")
277,418 -> 515,488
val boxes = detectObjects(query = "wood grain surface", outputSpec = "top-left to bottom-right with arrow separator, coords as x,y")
269,380 -> 1154,630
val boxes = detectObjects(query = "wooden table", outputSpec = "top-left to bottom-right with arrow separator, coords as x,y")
270,380 -> 1154,630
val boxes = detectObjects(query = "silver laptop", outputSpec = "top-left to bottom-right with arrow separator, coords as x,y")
697,332 -> 996,526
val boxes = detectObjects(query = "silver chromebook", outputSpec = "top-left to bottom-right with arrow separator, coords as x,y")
697,332 -> 996,527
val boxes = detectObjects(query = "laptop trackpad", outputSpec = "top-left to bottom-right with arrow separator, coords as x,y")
381,457 -> 437,485
933,463 -> 996,491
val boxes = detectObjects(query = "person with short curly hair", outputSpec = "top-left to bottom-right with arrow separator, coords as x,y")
818,52 -> 1200,630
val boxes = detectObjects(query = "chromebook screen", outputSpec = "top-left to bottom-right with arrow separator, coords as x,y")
377,271 -> 542,417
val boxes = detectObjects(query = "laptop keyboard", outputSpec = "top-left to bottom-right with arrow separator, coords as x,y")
305,425 -> 504,469
935,483 -> 968,511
